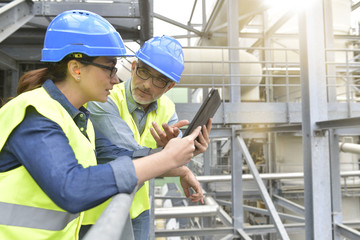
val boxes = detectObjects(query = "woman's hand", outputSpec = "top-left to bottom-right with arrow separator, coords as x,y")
132,126 -> 201,184
162,126 -> 201,168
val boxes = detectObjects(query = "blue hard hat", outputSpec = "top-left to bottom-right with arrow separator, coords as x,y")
135,35 -> 184,83
41,10 -> 131,62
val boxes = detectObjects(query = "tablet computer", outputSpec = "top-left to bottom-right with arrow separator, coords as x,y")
183,88 -> 221,137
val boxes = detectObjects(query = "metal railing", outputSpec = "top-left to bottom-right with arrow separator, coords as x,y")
83,188 -> 137,240
162,45 -> 360,105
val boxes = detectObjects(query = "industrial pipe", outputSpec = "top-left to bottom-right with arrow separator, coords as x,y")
339,142 -> 360,155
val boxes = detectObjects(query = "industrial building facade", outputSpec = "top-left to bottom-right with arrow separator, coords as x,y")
1,0 -> 360,239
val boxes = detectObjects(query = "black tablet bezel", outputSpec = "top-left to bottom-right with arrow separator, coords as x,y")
183,88 -> 221,137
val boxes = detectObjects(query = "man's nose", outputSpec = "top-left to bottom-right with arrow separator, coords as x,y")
143,77 -> 152,89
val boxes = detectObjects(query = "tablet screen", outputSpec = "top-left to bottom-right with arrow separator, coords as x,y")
183,88 -> 221,137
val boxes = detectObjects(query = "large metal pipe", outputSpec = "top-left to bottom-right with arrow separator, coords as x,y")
196,171 -> 360,183
339,142 -> 360,155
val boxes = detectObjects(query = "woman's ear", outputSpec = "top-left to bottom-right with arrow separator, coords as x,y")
68,60 -> 81,81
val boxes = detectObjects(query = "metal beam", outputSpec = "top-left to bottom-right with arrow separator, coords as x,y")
334,128 -> 360,136
243,205 -> 305,222
323,0 -> 337,103
220,234 -> 234,240
249,10 -> 295,51
273,195 -> 305,216
196,171 -> 360,183
237,124 -> 302,133
352,1 -> 360,11
298,0 -> 332,238
228,0 -> 241,102
329,129 -> 342,240
0,0 -> 34,43
218,205 -> 233,226
155,227 -> 234,237
202,0 -> 224,37
154,195 -> 219,218
0,50 -> 16,70
232,126 -> 244,231
154,205 -> 218,218
139,0 -> 152,44
153,12 -> 202,36
237,229 -> 252,240
32,1 -> 139,18
244,223 -> 305,235
317,116 -> 360,129
238,136 -> 290,239
188,0 -> 198,24
336,224 -> 360,239
155,224 -> 305,237
176,102 -> 304,125
210,5 -> 269,33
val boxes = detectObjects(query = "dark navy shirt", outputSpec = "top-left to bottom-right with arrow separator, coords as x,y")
0,80 -> 139,213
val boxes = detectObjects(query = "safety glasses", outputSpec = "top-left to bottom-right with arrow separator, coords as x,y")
79,60 -> 118,78
136,64 -> 170,89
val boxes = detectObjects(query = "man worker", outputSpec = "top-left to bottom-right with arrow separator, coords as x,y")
87,35 -> 212,240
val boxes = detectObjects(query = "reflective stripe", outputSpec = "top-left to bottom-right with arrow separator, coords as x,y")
0,202 -> 79,231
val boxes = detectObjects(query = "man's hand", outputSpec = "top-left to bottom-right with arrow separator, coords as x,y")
194,118 -> 212,156
150,120 -> 189,147
179,167 -> 204,204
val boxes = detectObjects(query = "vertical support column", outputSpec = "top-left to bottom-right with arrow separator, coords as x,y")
227,0 -> 241,102
231,126 -> 244,233
329,129 -> 342,240
202,0 -> 207,29
142,2 -> 153,236
262,11 -> 273,103
4,69 -> 18,99
204,143 -> 211,175
298,0 -> 332,239
323,0 -> 337,103
139,0 -> 153,45
267,132 -> 277,240
148,179 -> 155,240
202,141 -> 211,240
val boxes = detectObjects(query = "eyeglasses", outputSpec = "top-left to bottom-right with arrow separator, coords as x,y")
79,60 -> 118,78
136,65 -> 170,89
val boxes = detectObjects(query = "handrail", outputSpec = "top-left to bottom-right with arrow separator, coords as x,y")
83,187 -> 137,240
196,171 -> 360,183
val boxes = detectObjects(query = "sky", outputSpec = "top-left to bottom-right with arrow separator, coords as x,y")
153,0 -> 217,46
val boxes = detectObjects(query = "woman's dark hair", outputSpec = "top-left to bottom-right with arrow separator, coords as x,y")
16,53 -> 96,95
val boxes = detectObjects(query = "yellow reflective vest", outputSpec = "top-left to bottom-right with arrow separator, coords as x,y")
0,87 -> 97,240
110,82 -> 175,219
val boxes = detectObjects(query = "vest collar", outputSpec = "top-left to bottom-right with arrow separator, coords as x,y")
43,79 -> 89,120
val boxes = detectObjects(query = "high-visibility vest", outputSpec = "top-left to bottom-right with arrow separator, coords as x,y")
0,87 -> 97,240
82,82 -> 175,224
109,82 -> 175,218
110,82 -> 175,219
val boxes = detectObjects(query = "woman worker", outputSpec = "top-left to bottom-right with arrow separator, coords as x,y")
0,10 -> 201,240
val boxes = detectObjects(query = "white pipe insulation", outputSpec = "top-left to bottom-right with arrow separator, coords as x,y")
339,142 -> 360,155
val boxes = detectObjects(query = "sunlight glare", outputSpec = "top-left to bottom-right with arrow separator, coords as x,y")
264,0 -> 313,11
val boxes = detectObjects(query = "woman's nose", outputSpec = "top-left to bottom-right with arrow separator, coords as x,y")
110,75 -> 120,85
